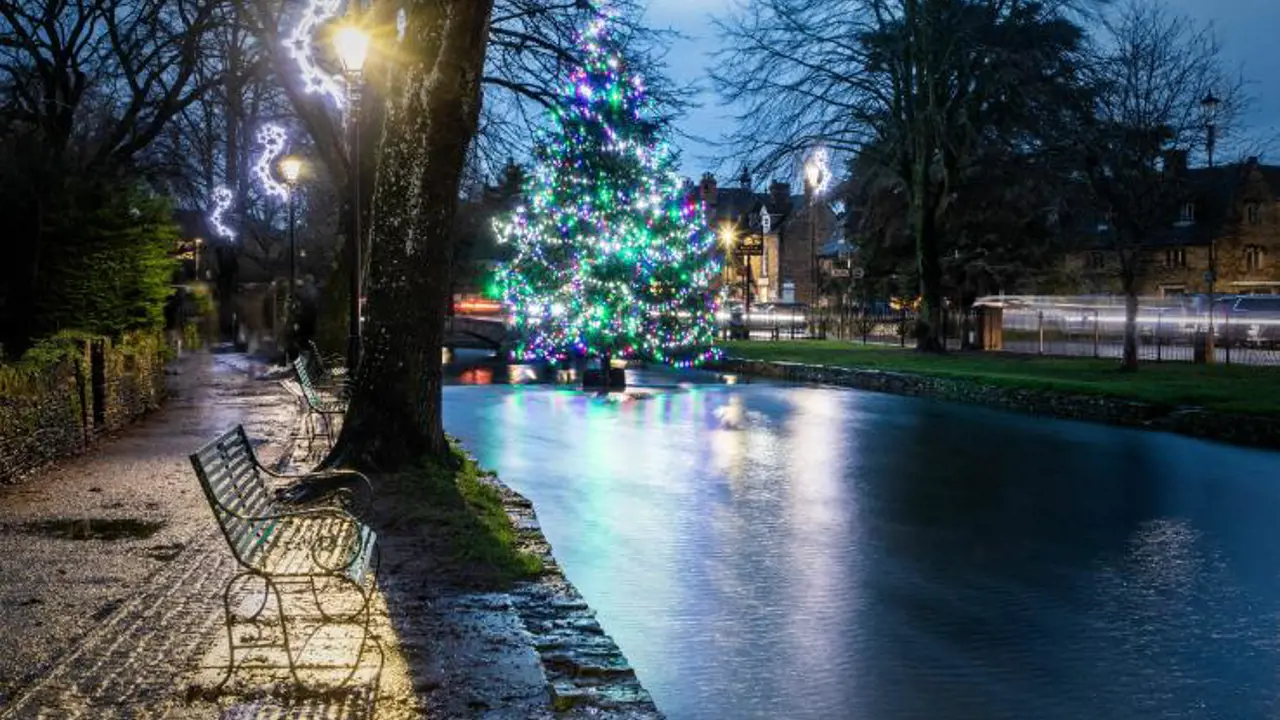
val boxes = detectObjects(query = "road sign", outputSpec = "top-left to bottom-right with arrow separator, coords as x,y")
736,239 -> 764,256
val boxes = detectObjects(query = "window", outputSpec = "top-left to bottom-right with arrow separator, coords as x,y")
1247,204 -> 1261,225
1180,203 -> 1196,224
1165,248 -> 1187,269
1246,244 -> 1265,271
1087,252 -> 1105,270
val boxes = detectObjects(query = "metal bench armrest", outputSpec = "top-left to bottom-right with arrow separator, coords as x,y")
245,508 -> 371,574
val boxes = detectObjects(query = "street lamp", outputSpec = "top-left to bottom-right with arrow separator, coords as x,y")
720,222 -> 752,333
335,23 -> 370,372
804,151 -> 829,312
1200,91 -> 1221,363
279,155 -> 303,314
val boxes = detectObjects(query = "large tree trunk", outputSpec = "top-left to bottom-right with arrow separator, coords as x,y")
1121,282 -> 1140,372
328,0 -> 494,470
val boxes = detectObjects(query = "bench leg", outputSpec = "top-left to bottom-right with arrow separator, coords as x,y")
218,571 -> 288,690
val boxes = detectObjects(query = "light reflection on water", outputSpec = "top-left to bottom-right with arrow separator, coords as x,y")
443,367 -> 1280,720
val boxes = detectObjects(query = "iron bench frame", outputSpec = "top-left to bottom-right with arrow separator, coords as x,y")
292,355 -> 347,453
190,425 -> 381,689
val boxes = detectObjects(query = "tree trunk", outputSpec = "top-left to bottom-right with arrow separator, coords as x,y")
913,183 -> 945,352
1121,286 -> 1139,372
327,0 -> 494,470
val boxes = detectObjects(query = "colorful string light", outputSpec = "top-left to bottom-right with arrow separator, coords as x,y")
286,0 -> 346,107
495,5 -> 720,368
252,124 -> 290,201
209,186 -> 235,241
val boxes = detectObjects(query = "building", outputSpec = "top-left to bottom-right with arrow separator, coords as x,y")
698,169 -> 841,306
1067,155 -> 1280,297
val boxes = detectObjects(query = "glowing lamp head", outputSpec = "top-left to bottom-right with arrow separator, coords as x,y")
805,160 -> 824,189
279,155 -> 303,185
719,222 -> 737,248
334,26 -> 370,74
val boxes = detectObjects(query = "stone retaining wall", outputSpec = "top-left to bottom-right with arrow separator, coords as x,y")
0,334 -> 168,483
718,358 -> 1280,451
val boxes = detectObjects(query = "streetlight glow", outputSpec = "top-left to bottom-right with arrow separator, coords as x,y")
719,222 -> 737,248
280,155 -> 303,185
334,26 -> 370,74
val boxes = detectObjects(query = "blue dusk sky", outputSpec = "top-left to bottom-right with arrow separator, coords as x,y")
644,0 -> 1280,177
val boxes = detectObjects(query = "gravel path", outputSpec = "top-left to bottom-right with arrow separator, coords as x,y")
0,351 -> 662,719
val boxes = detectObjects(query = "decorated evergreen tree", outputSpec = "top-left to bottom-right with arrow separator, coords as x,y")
495,4 -> 720,369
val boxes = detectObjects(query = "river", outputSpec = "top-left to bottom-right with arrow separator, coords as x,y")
443,360 -> 1280,719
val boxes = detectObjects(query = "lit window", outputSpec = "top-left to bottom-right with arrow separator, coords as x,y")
1246,244 -> 1265,271
1165,248 -> 1186,269
1180,203 -> 1196,223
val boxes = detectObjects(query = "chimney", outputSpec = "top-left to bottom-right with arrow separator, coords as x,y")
1162,149 -> 1187,177
699,172 -> 718,207
769,181 -> 791,213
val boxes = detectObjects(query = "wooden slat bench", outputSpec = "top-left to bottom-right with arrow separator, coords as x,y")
190,425 -> 380,688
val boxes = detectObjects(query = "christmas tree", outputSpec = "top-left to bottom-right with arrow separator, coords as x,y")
495,4 -> 720,369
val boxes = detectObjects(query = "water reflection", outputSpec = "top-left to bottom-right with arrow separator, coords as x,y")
444,376 -> 1280,720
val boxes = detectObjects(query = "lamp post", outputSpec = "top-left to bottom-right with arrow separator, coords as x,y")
805,154 -> 828,305
335,24 -> 370,372
279,156 -> 303,301
720,222 -> 752,324
1201,91 -> 1221,362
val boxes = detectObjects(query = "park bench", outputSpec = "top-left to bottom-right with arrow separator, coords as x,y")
189,425 -> 380,687
293,354 -> 347,451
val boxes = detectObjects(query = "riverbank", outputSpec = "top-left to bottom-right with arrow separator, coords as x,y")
719,341 -> 1280,450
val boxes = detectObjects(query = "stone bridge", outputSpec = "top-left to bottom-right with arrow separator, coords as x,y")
445,315 -> 512,351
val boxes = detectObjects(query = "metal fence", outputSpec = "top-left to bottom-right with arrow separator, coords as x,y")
997,304 -> 1280,366
739,297 -> 1280,366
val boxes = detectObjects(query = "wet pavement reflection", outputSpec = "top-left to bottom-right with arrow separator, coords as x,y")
443,352 -> 1280,720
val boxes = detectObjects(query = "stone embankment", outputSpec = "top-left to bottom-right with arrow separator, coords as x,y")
718,357 -> 1280,450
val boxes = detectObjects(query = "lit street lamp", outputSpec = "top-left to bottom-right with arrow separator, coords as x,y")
279,155 -> 303,304
805,151 -> 829,309
335,23 -> 370,372
720,222 -> 753,335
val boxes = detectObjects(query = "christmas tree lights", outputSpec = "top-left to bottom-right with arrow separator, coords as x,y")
495,3 -> 720,368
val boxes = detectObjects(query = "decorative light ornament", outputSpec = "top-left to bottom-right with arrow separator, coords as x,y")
208,186 -> 235,241
253,124 -> 290,201
805,146 -> 831,196
286,0 -> 346,106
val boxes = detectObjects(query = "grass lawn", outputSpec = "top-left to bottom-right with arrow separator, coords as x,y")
723,340 -> 1280,417
379,446 -> 544,588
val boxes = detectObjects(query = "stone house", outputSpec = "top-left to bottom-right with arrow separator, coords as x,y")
698,170 -> 840,306
1067,155 -> 1280,298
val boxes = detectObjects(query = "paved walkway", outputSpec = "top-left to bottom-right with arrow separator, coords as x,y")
0,351 -> 661,719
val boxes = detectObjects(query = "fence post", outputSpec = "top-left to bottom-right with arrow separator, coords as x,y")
1156,310 -> 1163,362
1224,310 -> 1231,365
900,308 -> 907,347
1038,310 -> 1045,355
90,339 -> 106,429
1093,310 -> 1100,359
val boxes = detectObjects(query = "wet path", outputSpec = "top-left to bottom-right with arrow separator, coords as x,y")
0,352 -> 297,715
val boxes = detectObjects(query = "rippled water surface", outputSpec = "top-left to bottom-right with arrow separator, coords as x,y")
443,368 -> 1280,720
